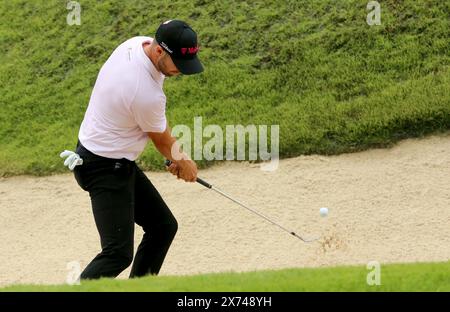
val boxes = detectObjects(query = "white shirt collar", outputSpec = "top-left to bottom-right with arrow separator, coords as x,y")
139,38 -> 165,86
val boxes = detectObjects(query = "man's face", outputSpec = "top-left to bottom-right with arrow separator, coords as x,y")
157,50 -> 181,77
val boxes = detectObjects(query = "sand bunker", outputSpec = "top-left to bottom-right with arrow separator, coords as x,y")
0,133 -> 449,286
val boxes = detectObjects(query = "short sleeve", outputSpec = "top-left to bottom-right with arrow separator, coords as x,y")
131,95 -> 167,133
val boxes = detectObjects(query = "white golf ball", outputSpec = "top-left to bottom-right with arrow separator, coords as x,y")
320,207 -> 329,217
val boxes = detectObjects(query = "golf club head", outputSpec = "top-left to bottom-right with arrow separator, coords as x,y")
291,232 -> 320,243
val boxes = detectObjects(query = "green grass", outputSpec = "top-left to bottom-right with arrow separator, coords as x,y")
2,262 -> 450,292
0,0 -> 449,176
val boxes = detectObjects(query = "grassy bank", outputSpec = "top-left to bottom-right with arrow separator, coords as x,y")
0,0 -> 449,176
2,262 -> 449,292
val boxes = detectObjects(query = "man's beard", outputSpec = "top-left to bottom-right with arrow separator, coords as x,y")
158,59 -> 176,77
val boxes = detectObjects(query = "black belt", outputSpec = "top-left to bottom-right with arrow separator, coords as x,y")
75,140 -> 135,173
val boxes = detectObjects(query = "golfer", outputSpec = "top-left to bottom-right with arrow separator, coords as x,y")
60,20 -> 202,279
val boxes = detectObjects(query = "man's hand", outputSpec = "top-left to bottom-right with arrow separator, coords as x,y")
167,162 -> 180,177
60,150 -> 83,170
148,122 -> 198,182
166,160 -> 197,182
176,159 -> 198,182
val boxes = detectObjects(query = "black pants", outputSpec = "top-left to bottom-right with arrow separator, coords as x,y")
73,141 -> 178,279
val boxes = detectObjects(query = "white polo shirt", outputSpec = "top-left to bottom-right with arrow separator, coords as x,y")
78,36 -> 167,161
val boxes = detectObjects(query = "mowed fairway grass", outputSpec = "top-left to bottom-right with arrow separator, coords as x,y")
2,262 -> 449,292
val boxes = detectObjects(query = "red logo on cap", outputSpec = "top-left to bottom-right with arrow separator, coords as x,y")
181,46 -> 199,55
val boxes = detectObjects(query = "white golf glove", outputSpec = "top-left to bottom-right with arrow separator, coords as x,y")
60,150 -> 83,170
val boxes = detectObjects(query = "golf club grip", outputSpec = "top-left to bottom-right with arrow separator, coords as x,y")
164,160 -> 212,189
196,177 -> 212,189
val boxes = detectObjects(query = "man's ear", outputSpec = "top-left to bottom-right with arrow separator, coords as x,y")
155,45 -> 165,57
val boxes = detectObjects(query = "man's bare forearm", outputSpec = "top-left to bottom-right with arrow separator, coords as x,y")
149,123 -> 198,182
148,124 -> 190,164
154,137 -> 186,163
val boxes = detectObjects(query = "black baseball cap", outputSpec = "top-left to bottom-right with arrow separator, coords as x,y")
155,20 -> 204,75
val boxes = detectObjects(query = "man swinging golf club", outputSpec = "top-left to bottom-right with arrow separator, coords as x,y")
60,20 -> 202,279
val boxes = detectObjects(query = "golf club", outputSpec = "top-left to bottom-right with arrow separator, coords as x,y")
165,160 -> 320,243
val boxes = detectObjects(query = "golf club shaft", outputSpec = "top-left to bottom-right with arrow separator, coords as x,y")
208,185 -> 305,239
165,160 -> 311,242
